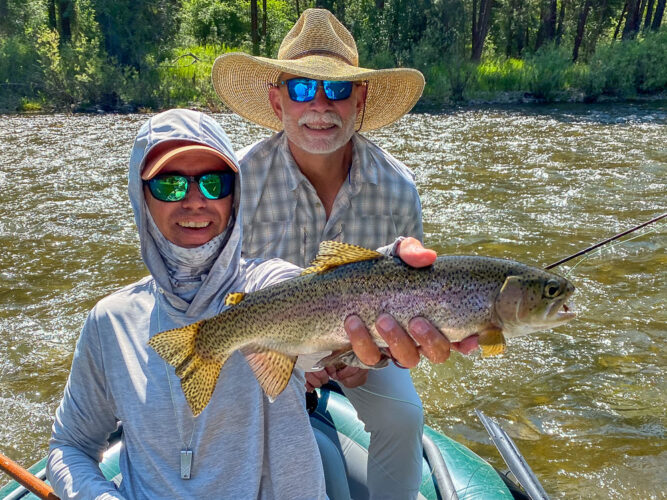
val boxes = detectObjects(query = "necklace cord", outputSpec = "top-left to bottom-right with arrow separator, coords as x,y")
157,297 -> 195,451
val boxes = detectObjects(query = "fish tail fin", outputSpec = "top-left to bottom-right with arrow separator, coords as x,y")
148,320 -> 227,416
177,355 -> 224,416
149,320 -> 203,368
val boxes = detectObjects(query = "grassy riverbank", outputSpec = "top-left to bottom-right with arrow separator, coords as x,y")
2,29 -> 665,114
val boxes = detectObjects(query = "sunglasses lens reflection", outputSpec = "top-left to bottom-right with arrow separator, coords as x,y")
285,79 -> 353,102
288,79 -> 318,102
148,173 -> 234,202
323,81 -> 353,100
150,176 -> 188,202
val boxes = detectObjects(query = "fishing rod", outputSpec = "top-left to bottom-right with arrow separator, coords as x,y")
0,451 -> 59,500
545,213 -> 666,270
476,410 -> 550,500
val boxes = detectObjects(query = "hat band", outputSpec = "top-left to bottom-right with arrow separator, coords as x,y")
286,49 -> 354,66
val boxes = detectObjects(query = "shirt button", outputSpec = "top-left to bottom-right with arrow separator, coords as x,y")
158,287 -> 165,294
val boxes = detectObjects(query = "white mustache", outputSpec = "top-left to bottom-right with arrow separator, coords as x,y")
298,111 -> 342,128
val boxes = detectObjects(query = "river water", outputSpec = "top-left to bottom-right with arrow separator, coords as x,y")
0,103 -> 665,498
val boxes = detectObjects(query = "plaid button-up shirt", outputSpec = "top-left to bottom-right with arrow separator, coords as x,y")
238,132 -> 423,268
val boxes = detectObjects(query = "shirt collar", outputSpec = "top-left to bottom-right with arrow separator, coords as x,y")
350,133 -> 379,187
278,133 -> 306,192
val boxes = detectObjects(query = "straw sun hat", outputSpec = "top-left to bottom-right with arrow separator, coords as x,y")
211,8 -> 425,132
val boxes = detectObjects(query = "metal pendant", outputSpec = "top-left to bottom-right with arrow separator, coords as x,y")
180,449 -> 193,479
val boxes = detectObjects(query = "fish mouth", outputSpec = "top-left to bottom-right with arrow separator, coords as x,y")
548,300 -> 576,322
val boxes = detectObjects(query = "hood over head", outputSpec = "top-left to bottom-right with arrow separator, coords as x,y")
128,109 -> 243,318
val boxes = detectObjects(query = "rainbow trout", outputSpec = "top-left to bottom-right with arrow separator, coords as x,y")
149,241 -> 576,416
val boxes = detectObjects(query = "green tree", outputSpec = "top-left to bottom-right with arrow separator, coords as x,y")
93,0 -> 180,69
180,0 -> 249,47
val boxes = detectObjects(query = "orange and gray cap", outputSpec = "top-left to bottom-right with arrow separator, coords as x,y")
141,142 -> 239,181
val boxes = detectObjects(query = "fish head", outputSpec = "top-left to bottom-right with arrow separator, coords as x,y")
495,269 -> 576,338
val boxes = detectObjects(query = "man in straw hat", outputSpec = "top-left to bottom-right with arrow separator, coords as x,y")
212,8 -> 478,499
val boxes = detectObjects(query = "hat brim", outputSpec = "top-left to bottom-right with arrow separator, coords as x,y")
211,52 -> 425,132
141,144 -> 238,180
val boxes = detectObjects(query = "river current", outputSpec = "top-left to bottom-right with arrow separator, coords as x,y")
0,103 -> 665,498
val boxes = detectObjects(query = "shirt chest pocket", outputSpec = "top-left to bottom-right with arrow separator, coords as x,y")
242,220 -> 306,264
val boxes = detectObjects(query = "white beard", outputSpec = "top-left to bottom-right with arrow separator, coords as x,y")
283,110 -> 356,155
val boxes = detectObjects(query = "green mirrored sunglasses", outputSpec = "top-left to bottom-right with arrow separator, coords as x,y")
145,172 -> 234,202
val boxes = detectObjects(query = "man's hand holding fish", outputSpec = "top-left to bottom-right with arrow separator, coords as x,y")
310,237 -> 480,392
345,237 -> 480,370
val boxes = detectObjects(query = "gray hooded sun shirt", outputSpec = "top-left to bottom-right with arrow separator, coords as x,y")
46,109 -> 327,499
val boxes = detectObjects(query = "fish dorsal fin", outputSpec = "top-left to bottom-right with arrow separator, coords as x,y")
224,292 -> 245,306
301,241 -> 384,275
240,345 -> 297,400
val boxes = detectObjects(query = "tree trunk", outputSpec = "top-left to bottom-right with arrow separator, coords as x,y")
643,0 -> 656,30
651,0 -> 665,29
376,0 -> 385,9
588,0 -> 608,56
472,0 -> 477,49
613,1 -> 628,40
556,0 -> 567,44
251,0 -> 259,55
472,0 -> 493,61
57,0 -> 72,43
0,0 -> 8,34
315,0 -> 334,10
262,0 -> 268,54
638,0 -> 649,32
573,0 -> 591,62
622,0 -> 642,39
295,0 -> 301,18
505,0 -> 514,56
335,0 -> 345,21
47,0 -> 57,30
536,0 -> 558,49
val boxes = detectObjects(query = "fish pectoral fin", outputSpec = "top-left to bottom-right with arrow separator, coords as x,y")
241,345 -> 297,400
301,241 -> 384,275
224,292 -> 246,306
478,327 -> 507,357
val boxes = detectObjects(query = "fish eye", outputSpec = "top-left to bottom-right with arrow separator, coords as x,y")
544,280 -> 561,298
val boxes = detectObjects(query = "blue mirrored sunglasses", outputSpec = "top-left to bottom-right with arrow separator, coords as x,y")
278,78 -> 354,102
144,171 -> 234,202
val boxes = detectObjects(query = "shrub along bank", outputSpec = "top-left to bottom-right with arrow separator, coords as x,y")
0,0 -> 665,113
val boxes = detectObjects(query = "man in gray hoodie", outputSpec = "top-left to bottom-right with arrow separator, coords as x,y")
46,109 -> 441,499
